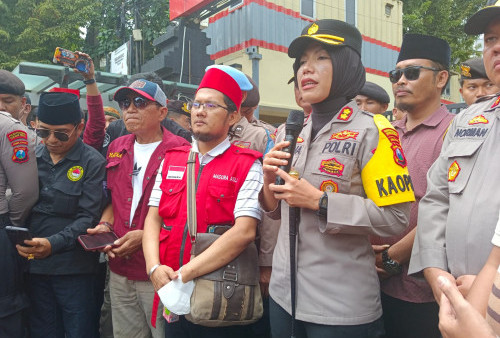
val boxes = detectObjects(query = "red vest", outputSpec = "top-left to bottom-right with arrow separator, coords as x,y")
158,144 -> 260,271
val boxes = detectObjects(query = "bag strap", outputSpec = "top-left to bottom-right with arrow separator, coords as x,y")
186,150 -> 197,243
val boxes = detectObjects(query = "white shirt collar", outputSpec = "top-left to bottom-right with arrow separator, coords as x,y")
191,137 -> 231,165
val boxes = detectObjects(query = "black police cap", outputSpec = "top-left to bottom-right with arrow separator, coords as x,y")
242,75 -> 260,107
0,70 -> 25,96
288,19 -> 362,58
460,57 -> 488,81
37,92 -> 82,125
167,100 -> 191,117
465,0 -> 500,35
359,82 -> 390,104
397,34 -> 450,68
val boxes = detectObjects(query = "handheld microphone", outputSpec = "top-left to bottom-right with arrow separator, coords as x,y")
275,110 -> 305,185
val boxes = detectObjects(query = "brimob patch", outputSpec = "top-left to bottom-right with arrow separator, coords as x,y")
12,146 -> 28,163
7,130 -> 27,143
319,157 -> 344,177
233,141 -> 251,149
337,107 -> 353,121
330,130 -> 359,141
67,166 -> 84,182
381,128 -> 407,168
448,161 -> 460,182
468,115 -> 489,125
320,180 -> 338,193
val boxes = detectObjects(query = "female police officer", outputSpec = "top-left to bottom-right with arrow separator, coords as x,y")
261,19 -> 414,337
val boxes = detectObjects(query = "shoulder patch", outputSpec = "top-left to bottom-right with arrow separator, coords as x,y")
12,146 -> 29,163
7,130 -> 27,143
233,141 -> 251,149
491,96 -> 500,109
468,115 -> 489,125
337,107 -> 353,121
361,114 -> 415,207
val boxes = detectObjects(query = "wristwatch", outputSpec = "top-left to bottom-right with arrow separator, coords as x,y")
317,192 -> 328,219
382,249 -> 403,275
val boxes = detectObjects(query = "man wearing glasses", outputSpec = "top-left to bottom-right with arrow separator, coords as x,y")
371,34 -> 454,338
143,65 -> 263,337
15,92 -> 106,337
90,79 -> 189,338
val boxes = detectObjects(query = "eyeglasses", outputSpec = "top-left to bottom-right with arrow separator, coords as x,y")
389,66 -> 440,84
36,125 -> 77,142
117,97 -> 158,110
187,101 -> 228,112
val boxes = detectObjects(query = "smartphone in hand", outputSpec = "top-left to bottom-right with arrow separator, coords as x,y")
78,232 -> 119,251
5,226 -> 32,246
53,47 -> 90,73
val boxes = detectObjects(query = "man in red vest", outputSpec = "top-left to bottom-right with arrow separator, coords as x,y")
143,65 -> 263,338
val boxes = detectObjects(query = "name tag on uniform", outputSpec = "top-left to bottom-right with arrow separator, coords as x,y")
166,166 -> 186,180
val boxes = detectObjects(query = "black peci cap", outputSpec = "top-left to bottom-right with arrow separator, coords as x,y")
0,70 -> 25,96
397,34 -> 451,68
465,0 -> 500,35
359,82 -> 390,104
37,92 -> 82,125
288,19 -> 362,58
460,57 -> 489,81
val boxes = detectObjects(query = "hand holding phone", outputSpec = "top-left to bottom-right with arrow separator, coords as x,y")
78,232 -> 119,251
5,226 -> 32,246
53,47 -> 90,73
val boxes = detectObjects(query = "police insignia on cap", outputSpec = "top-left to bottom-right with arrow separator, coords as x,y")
68,166 -> 84,182
382,128 -> 407,168
308,23 -> 319,35
319,157 -> 344,177
330,130 -> 359,141
338,107 -> 353,121
182,103 -> 190,113
461,64 -> 472,78
448,161 -> 460,182
320,180 -> 338,193
468,115 -> 489,125
12,146 -> 28,163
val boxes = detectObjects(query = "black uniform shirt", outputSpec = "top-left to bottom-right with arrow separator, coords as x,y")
29,138 -> 106,275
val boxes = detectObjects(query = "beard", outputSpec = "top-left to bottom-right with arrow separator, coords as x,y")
396,101 -> 414,113
192,132 -> 218,142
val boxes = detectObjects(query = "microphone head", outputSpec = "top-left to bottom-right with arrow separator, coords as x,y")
285,110 -> 305,133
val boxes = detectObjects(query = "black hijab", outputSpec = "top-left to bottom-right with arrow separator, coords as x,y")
293,45 -> 366,138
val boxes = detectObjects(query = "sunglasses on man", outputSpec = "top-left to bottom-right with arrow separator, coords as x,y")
117,96 -> 160,110
389,66 -> 440,84
36,125 -> 78,142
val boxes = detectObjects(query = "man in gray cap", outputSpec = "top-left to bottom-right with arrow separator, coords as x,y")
409,0 -> 500,316
16,91 -> 106,338
0,70 -> 39,338
355,81 -> 390,115
371,33 -> 455,338
459,57 -> 499,106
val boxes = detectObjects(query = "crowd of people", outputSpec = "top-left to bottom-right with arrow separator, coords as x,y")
1,1 -> 500,338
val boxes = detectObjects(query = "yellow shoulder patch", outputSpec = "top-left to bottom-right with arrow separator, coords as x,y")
361,115 -> 415,207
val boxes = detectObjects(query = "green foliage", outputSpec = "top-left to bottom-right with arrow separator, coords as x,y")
402,0 -> 485,69
0,0 -> 170,72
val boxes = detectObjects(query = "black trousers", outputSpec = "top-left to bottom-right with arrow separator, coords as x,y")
269,297 -> 385,338
380,292 -> 440,338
